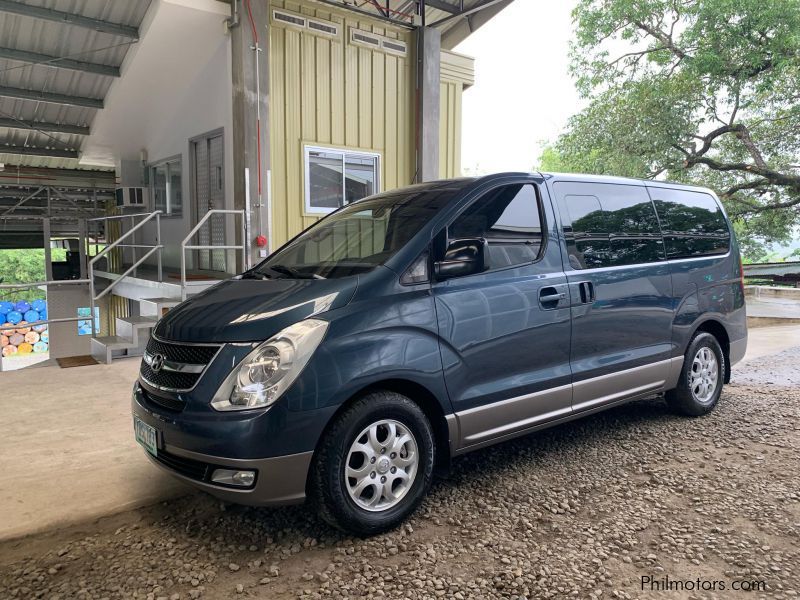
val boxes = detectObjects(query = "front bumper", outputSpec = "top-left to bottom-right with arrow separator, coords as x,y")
131,381 -> 324,506
142,442 -> 312,506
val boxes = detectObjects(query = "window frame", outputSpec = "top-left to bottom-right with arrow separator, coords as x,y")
439,180 -> 548,277
303,144 -> 382,216
149,155 -> 183,218
648,187 -> 731,260
555,181 -> 666,271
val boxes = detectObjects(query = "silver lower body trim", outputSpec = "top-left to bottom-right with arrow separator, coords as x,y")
572,357 -> 677,412
450,357 -> 683,454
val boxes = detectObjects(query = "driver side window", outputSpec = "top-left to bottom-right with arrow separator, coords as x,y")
449,183 -> 544,270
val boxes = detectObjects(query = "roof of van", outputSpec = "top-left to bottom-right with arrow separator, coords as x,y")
537,171 -> 717,195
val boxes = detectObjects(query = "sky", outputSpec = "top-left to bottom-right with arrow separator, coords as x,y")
454,0 -> 580,175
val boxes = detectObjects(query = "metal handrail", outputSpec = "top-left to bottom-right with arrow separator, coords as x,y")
1,316 -> 89,334
87,212 -> 157,222
94,245 -> 163,302
88,210 -> 162,336
180,209 -> 247,301
0,278 -> 90,290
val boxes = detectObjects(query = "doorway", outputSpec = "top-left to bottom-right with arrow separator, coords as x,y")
191,130 -> 226,272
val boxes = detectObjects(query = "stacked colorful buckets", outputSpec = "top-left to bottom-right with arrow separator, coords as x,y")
1,299 -> 48,357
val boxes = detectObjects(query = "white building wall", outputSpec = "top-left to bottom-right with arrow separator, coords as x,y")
81,0 -> 235,273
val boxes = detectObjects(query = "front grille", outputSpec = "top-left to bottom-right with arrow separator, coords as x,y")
146,337 -> 219,364
155,449 -> 210,481
139,336 -> 220,391
140,362 -> 201,391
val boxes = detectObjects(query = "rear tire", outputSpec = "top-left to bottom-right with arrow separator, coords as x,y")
309,391 -> 435,536
665,332 -> 725,416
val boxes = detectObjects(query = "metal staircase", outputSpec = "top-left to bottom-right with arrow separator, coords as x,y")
89,209 -> 246,363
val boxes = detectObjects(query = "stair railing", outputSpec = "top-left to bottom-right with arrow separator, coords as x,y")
87,211 -> 163,336
180,209 -> 247,301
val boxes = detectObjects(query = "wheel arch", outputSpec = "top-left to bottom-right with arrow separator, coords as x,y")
692,319 -> 731,383
305,378 -> 453,496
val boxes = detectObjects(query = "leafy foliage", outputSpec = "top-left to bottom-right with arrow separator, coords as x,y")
541,0 -> 800,258
0,249 -> 65,303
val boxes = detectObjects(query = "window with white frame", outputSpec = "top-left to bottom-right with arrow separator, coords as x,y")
150,157 -> 182,217
305,146 -> 380,214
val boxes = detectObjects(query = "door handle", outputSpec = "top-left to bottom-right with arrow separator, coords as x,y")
579,281 -> 595,304
568,281 -> 595,306
539,291 -> 566,303
539,287 -> 566,309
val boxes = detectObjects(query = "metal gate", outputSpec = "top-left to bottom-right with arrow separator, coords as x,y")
192,132 -> 226,272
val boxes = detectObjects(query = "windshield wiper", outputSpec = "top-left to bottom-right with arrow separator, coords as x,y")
267,264 -> 326,280
240,271 -> 270,280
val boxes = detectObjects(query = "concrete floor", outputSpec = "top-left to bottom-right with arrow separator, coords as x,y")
1,325 -> 798,542
0,358 -> 189,542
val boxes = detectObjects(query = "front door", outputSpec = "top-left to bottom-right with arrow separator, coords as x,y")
192,132 -> 226,272
433,178 -> 573,450
549,180 -> 674,412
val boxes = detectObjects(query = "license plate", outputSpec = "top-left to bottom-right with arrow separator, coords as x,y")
134,415 -> 158,457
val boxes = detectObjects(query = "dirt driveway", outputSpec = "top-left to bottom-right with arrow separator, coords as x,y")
2,348 -> 799,599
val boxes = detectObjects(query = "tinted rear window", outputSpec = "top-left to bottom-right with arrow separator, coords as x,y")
554,182 -> 664,269
648,188 -> 730,258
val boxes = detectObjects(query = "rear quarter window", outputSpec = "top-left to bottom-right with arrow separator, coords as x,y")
648,188 -> 730,259
554,182 -> 664,269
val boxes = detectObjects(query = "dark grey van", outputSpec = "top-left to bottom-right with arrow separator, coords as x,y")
132,172 -> 747,535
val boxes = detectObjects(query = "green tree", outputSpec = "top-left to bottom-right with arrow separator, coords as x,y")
0,249 -> 64,304
542,0 -> 800,258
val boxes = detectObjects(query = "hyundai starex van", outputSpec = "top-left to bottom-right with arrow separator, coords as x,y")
132,172 -> 747,535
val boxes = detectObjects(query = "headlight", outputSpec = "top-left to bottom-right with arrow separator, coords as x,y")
211,319 -> 328,411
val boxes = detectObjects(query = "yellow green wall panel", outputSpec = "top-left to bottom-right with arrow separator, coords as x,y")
268,3 -> 476,247
269,0 -> 415,247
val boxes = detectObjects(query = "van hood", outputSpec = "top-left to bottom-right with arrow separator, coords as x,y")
153,277 -> 358,343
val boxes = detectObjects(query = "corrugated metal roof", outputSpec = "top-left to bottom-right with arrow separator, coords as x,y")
387,0 -> 514,48
0,0 -> 151,169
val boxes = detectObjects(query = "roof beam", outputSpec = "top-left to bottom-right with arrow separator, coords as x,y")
0,117 -> 90,136
0,145 -> 79,159
0,85 -> 103,109
0,0 -> 139,40
424,0 -> 460,14
0,46 -> 120,77
430,0 -> 508,27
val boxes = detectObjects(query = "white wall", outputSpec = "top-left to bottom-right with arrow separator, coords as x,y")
81,0 -> 234,273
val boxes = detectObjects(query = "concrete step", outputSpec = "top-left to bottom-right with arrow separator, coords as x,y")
91,335 -> 136,365
116,316 -> 158,350
139,297 -> 180,318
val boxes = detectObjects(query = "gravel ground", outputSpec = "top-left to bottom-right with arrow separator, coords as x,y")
2,351 -> 799,600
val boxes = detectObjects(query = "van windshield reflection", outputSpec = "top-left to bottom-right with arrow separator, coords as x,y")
248,191 -> 449,279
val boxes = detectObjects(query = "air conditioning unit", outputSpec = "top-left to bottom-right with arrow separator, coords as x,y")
115,187 -> 147,208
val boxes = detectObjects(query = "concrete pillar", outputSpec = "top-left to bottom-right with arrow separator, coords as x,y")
416,26 -> 441,182
231,0 -> 271,264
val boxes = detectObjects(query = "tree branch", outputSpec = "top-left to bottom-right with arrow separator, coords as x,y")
633,20 -> 687,59
608,46 -> 669,66
734,124 -> 768,169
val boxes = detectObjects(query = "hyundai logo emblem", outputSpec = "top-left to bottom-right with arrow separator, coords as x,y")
150,353 -> 165,373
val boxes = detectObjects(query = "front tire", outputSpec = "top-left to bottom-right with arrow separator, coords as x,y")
309,391 -> 435,536
665,332 -> 725,416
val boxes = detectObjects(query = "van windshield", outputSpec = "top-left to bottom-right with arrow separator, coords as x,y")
249,187 -> 459,280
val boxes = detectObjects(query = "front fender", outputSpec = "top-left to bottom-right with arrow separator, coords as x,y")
282,290 -> 451,417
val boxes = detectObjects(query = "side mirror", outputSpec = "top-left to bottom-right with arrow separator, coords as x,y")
434,237 -> 487,280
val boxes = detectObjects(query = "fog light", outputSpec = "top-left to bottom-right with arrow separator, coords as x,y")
211,468 -> 256,487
